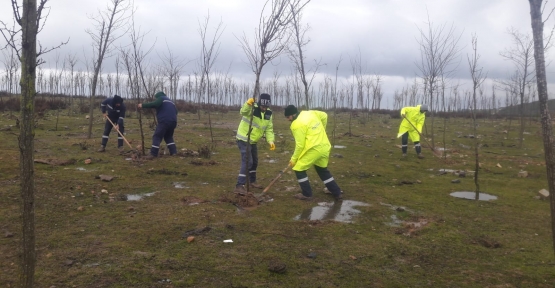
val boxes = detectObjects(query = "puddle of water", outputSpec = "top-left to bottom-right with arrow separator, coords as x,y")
294,200 -> 370,223
384,215 -> 405,227
380,202 -> 414,213
126,192 -> 156,201
173,182 -> 190,189
450,191 -> 497,201
334,145 -> 347,149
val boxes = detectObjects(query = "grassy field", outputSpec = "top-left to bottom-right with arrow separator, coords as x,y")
1,108 -> 554,287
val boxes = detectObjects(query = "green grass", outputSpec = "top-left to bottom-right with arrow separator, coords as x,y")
1,110 -> 555,287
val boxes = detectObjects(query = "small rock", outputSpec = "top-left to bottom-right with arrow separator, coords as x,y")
187,236 -> 195,243
77,206 -> 84,211
349,255 -> 357,260
64,259 -> 74,266
332,153 -> 343,158
539,189 -> 550,199
85,115 -> 90,119
517,171 -> 528,178
101,189 -> 108,194
99,175 -> 114,182
395,207 -> 405,212
5,231 -> 14,238
451,179 -> 461,184
416,180 -> 422,184
496,163 -> 502,168
127,206 -> 135,211
84,159 -> 92,164
307,252 -> 317,259
458,171 -> 466,178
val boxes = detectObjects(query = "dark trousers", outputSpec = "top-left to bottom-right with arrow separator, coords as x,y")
401,132 -> 421,154
151,121 -> 177,156
295,165 -> 341,197
236,140 -> 258,186
101,118 -> 124,147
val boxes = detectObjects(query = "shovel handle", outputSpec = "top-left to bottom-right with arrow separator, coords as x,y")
105,116 -> 133,149
262,164 -> 291,193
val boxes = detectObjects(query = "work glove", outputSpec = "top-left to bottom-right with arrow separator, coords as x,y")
102,113 -> 107,119
269,142 -> 275,151
246,98 -> 255,106
401,113 -> 405,117
289,160 -> 295,167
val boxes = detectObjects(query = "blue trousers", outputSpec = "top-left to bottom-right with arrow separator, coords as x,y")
236,140 -> 258,186
101,118 -> 124,147
151,121 -> 177,156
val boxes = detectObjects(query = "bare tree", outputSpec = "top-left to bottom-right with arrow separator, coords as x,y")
499,28 -> 535,149
529,0 -> 555,257
159,41 -> 188,102
0,0 -> 66,286
86,0 -> 130,139
197,11 -> 224,143
237,0 -> 308,191
123,8 -> 158,156
286,1 -> 322,109
237,0 -> 309,98
0,47 -> 19,94
415,13 -> 462,148
467,34 -> 487,200
331,55 -> 342,147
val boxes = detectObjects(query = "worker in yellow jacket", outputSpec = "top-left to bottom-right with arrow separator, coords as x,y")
284,105 -> 342,201
234,93 -> 275,194
397,104 -> 428,159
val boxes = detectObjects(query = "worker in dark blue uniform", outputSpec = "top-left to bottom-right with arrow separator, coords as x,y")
98,95 -> 126,152
137,91 -> 178,159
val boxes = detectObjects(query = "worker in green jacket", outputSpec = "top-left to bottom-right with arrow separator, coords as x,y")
397,104 -> 427,159
234,93 -> 275,194
284,105 -> 342,201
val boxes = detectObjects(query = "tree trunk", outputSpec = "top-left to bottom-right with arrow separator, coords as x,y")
19,0 -> 39,286
529,0 -> 555,258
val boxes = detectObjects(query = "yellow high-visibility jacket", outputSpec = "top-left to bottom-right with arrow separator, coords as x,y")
236,102 -> 275,144
397,105 -> 426,141
290,110 -> 330,164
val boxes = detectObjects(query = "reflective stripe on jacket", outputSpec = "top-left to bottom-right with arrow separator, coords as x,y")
236,102 -> 274,144
397,105 -> 425,138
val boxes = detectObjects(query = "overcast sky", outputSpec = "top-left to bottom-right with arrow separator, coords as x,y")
0,0 -> 552,106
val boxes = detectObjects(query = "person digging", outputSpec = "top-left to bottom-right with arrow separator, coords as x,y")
234,94 -> 275,194
284,105 -> 343,201
137,91 -> 178,160
98,95 -> 126,153
397,104 -> 428,159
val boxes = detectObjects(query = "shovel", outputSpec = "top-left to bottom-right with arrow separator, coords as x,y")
262,163 -> 291,193
105,116 -> 133,149
402,115 -> 442,158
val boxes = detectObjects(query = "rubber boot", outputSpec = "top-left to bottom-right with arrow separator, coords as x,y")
97,145 -> 106,152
